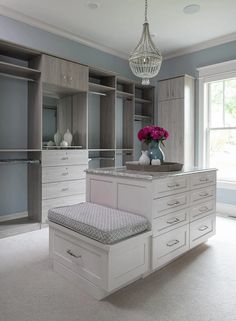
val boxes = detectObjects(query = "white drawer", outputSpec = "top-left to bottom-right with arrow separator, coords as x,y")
191,171 -> 216,188
190,199 -> 216,222
153,208 -> 189,236
42,150 -> 88,167
190,214 -> 216,248
42,194 -> 85,223
42,165 -> 87,183
153,192 -> 189,218
190,186 -> 215,204
152,224 -> 189,269
153,176 -> 189,198
53,231 -> 107,288
42,180 -> 85,200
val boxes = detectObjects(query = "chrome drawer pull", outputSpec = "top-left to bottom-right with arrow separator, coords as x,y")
199,192 -> 209,197
62,172 -> 69,176
167,218 -> 180,224
167,239 -> 180,247
61,157 -> 69,160
167,200 -> 180,206
66,249 -> 82,259
61,188 -> 69,192
167,183 -> 180,188
199,206 -> 209,213
199,177 -> 209,182
198,225 -> 208,231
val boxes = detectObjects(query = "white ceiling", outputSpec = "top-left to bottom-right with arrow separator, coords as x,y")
0,0 -> 236,59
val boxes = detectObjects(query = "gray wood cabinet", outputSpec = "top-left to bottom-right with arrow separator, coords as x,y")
158,75 -> 195,166
41,55 -> 88,92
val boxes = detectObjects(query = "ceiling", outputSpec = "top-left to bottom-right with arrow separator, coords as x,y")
0,0 -> 236,59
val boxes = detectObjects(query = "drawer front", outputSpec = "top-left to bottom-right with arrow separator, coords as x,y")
42,165 -> 87,183
42,194 -> 85,223
154,176 -> 189,198
42,180 -> 85,200
191,171 -> 216,188
190,199 -> 216,222
153,209 -> 189,236
42,150 -> 88,167
53,231 -> 106,288
190,186 -> 215,204
190,214 -> 216,248
153,192 -> 189,218
152,224 -> 189,269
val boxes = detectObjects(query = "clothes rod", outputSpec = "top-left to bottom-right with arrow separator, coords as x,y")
89,91 -> 107,96
0,159 -> 41,165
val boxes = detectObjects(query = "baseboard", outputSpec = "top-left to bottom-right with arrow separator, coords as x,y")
0,211 -> 28,222
216,202 -> 236,217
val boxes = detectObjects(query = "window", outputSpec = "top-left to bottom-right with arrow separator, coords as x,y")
205,78 -> 236,182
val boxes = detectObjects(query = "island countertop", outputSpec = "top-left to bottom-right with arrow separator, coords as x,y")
85,166 -> 217,181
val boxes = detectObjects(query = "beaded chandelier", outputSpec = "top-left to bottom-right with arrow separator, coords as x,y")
129,0 -> 162,85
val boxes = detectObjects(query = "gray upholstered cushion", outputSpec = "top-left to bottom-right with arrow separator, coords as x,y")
48,202 -> 149,244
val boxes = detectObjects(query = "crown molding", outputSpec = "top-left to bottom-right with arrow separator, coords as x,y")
0,5 -> 129,60
164,32 -> 236,60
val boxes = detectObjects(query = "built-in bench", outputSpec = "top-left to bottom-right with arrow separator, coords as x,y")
48,202 -> 152,300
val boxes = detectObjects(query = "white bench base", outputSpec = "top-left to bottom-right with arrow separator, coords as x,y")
49,222 -> 152,300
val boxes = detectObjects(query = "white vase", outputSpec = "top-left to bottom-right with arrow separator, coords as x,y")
60,140 -> 68,147
54,130 -> 62,146
64,129 -> 73,146
138,150 -> 150,165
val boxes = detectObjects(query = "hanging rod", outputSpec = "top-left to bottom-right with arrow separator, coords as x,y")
0,159 -> 41,165
89,91 -> 107,96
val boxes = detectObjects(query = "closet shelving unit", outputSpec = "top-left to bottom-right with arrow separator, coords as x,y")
0,42 -> 42,237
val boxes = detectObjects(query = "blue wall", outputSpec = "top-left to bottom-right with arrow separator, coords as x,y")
159,41 -> 236,205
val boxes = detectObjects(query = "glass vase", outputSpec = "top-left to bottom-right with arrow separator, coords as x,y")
148,141 -> 165,163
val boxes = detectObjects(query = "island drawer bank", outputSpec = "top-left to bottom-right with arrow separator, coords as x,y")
86,167 -> 217,270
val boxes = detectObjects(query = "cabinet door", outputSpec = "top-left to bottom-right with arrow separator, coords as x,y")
158,99 -> 184,163
41,55 -> 61,87
169,77 -> 184,99
158,79 -> 170,101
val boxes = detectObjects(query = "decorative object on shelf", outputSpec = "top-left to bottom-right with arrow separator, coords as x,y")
47,140 -> 54,147
63,129 -> 73,146
129,0 -> 162,85
54,130 -> 62,146
60,140 -> 69,147
137,125 -> 169,163
126,161 -> 183,172
151,158 -> 161,165
138,150 -> 150,165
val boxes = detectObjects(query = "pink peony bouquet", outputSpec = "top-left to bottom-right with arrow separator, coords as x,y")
138,125 -> 169,145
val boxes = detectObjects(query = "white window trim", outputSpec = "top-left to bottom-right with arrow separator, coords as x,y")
197,59 -> 236,188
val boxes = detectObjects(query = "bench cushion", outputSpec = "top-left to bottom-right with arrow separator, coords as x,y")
48,202 -> 149,244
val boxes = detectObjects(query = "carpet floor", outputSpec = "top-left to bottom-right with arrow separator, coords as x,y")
0,216 -> 236,321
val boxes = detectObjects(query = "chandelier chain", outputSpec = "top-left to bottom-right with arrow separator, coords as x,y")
145,0 -> 148,22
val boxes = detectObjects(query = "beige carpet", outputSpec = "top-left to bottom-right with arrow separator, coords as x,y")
0,216 -> 236,321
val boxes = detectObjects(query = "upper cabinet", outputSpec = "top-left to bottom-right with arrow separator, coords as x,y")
41,55 -> 88,92
158,76 -> 185,101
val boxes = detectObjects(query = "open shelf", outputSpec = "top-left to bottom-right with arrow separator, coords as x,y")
117,91 -> 134,99
134,114 -> 153,122
89,82 -> 115,94
0,61 -> 40,81
135,97 -> 152,104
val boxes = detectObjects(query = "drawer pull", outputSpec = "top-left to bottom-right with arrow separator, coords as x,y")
199,192 -> 209,197
167,239 -> 180,247
198,225 -> 209,231
66,249 -> 82,259
62,172 -> 69,176
167,183 -> 180,188
199,206 -> 209,213
61,157 -> 69,160
61,188 -> 69,192
167,218 -> 180,224
199,177 -> 209,182
167,200 -> 180,206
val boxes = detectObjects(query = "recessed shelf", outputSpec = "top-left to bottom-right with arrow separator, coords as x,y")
89,82 -> 115,94
88,149 -> 115,152
135,97 -> 152,104
134,114 -> 153,122
89,157 -> 115,161
116,91 -> 134,99
0,61 -> 41,81
43,146 -> 83,150
0,149 -> 42,152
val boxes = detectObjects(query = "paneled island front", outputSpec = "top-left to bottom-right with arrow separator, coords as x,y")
86,166 -> 216,270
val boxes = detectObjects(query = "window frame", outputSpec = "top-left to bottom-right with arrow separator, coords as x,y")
197,60 -> 236,186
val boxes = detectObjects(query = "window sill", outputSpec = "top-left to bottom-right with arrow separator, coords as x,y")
217,181 -> 236,190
